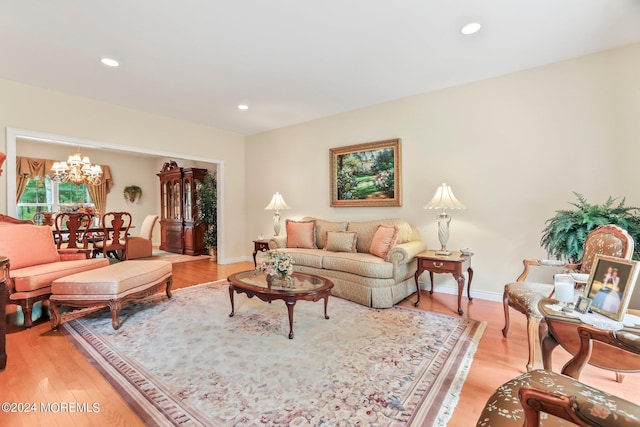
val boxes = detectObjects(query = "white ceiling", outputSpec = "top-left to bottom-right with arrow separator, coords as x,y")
2,0 -> 640,136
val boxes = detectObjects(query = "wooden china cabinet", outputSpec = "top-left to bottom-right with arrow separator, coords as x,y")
157,161 -> 208,255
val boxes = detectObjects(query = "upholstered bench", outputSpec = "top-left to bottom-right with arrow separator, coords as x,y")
50,260 -> 173,330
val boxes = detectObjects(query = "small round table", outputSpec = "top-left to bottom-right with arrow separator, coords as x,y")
539,298 -> 640,376
227,271 -> 333,339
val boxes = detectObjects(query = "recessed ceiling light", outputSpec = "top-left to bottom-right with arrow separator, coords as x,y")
460,22 -> 481,35
101,58 -> 119,67
238,104 -> 249,110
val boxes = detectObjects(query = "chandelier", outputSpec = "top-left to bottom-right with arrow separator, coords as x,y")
51,151 -> 103,186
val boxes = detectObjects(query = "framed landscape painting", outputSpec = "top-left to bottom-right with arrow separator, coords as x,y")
584,254 -> 640,321
330,138 -> 401,207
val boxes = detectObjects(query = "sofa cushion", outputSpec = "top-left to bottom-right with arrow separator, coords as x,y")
52,260 -> 171,297
309,218 -> 349,249
321,252 -> 394,279
0,224 -> 60,269
286,220 -> 316,249
370,225 -> 399,259
324,231 -> 358,253
274,248 -> 324,269
11,258 -> 110,292
346,219 -> 416,253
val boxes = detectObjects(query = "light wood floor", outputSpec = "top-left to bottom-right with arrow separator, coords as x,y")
1,259 -> 638,426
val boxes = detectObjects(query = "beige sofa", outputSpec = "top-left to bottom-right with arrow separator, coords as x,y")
267,217 -> 426,308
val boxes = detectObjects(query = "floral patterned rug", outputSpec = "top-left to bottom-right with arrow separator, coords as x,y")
62,281 -> 486,426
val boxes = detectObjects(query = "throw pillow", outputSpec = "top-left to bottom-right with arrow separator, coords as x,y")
369,224 -> 399,259
324,231 -> 358,253
313,219 -> 349,249
286,220 -> 316,249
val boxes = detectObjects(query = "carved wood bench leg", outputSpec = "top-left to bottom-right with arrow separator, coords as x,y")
50,301 -> 61,330
108,300 -> 123,330
166,276 -> 173,298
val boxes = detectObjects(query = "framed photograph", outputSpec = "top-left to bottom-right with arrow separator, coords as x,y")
584,254 -> 640,321
575,296 -> 592,314
330,138 -> 401,207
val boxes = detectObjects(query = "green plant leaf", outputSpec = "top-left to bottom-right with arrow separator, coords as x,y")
540,193 -> 640,262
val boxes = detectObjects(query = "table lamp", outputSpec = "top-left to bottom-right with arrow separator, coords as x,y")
264,192 -> 291,236
554,274 -> 575,312
425,183 -> 466,255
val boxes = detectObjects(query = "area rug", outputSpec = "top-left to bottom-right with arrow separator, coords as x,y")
61,280 -> 486,426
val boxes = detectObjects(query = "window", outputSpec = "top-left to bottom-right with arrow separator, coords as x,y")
17,176 -> 95,221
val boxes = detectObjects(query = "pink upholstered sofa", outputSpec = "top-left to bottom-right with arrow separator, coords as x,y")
0,217 -> 109,327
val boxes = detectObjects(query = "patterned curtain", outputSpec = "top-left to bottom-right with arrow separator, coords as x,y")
87,166 -> 113,215
16,157 -> 55,202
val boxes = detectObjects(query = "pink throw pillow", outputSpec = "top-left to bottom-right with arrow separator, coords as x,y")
0,224 -> 61,269
369,225 -> 399,259
286,220 -> 316,249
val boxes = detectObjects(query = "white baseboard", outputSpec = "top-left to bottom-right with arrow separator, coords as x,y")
419,282 -> 503,303
218,256 -> 252,265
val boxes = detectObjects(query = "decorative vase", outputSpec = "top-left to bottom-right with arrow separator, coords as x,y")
266,272 -> 287,289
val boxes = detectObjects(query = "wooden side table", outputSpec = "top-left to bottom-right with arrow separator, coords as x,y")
414,250 -> 473,315
1,256 -> 9,370
252,240 -> 270,267
538,298 -> 640,378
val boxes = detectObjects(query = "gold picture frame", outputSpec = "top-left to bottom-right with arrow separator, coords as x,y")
584,254 -> 640,321
330,138 -> 401,208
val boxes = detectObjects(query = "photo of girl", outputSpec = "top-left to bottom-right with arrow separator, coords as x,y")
592,267 -> 621,313
585,255 -> 640,321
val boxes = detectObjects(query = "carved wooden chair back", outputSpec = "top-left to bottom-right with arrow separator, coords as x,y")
54,212 -> 91,249
579,225 -> 635,276
97,212 -> 132,259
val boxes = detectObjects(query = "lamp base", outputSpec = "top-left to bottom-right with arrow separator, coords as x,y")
435,211 -> 452,257
273,211 -> 281,236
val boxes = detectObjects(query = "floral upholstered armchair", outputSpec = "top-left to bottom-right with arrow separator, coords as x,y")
477,325 -> 640,427
502,225 -> 634,371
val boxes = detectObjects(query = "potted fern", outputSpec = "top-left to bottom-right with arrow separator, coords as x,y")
196,173 -> 217,261
541,192 -> 640,262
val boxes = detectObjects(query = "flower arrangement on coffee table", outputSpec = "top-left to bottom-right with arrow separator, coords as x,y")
255,250 -> 294,285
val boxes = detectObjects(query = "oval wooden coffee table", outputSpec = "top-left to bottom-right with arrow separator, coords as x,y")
227,271 -> 333,339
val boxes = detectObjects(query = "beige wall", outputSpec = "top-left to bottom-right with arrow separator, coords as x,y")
245,43 -> 640,299
0,79 -> 246,263
3,43 -> 638,294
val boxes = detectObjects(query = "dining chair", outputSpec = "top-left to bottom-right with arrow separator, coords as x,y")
32,212 -> 44,225
126,214 -> 159,260
502,224 -> 635,371
54,212 -> 92,249
477,325 -> 640,427
93,212 -> 132,260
